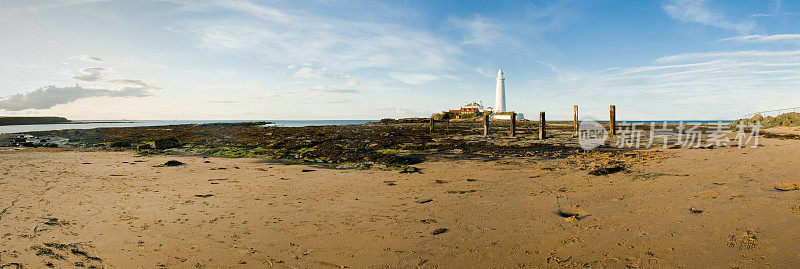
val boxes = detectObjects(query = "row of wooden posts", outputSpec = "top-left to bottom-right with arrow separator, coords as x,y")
430,105 -> 618,139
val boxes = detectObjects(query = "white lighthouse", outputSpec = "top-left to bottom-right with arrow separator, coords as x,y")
495,68 -> 506,113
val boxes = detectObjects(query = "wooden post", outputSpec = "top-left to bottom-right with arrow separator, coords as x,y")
483,114 -> 489,136
510,113 -> 517,137
539,112 -> 546,139
610,105 -> 616,137
573,105 -> 579,137
429,117 -> 435,133
445,118 -> 450,134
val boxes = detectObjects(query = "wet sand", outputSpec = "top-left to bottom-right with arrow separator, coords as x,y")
2,137 -> 800,268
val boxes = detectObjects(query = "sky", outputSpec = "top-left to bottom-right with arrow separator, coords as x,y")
1,0 -> 799,120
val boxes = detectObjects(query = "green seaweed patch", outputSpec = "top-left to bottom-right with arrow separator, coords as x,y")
376,148 -> 408,155
297,147 -> 317,154
190,146 -> 263,158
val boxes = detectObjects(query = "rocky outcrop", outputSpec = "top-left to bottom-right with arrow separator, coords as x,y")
154,138 -> 181,149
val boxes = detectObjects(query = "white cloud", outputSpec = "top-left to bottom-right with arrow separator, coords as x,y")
0,58 -> 157,111
70,55 -> 104,62
168,1 -> 460,72
390,72 -> 439,85
303,78 -> 362,94
719,34 -> 800,44
73,67 -> 107,81
0,85 -> 151,111
544,49 -> 800,118
70,66 -> 157,90
655,50 -> 800,63
293,67 -> 330,79
302,98 -> 356,104
750,12 -> 800,17
449,15 -> 502,46
661,0 -> 754,33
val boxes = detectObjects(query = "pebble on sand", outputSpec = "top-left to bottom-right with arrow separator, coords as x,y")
415,198 -> 433,204
774,181 -> 800,191
557,207 -> 588,220
431,228 -> 449,235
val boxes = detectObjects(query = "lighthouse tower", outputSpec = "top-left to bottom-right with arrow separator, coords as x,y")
495,68 -> 506,113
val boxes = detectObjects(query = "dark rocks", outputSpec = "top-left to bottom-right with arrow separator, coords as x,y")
420,219 -> 437,224
398,118 -> 429,123
43,218 -> 67,226
400,167 -> 422,174
383,132 -> 402,137
136,144 -> 153,150
431,228 -> 449,235
160,160 -> 185,167
154,138 -> 181,149
446,190 -> 476,194
22,120 -> 593,168
588,165 -> 625,176
0,134 -> 65,148
379,118 -> 398,124
415,198 -> 433,204
109,141 -> 131,148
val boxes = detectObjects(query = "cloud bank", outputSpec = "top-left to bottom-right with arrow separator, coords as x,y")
0,85 -> 151,111
168,1 -> 460,72
0,57 -> 156,111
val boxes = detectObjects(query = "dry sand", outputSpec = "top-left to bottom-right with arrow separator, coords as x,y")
2,138 -> 800,268
763,126 -> 800,136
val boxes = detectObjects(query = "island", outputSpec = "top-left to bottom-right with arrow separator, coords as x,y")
0,116 -> 71,126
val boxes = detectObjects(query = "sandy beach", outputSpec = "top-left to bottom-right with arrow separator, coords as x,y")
2,135 -> 800,268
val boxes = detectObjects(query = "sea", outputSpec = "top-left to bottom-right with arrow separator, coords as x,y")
0,120 -> 375,134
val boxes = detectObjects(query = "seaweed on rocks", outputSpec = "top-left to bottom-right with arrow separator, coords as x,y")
25,120 -> 647,168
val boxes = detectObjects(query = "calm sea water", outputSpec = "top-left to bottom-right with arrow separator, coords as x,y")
0,120 -> 375,134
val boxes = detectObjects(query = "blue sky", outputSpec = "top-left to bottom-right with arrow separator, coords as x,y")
1,0 -> 799,120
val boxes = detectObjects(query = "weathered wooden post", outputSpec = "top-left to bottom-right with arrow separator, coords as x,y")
510,113 -> 517,137
483,114 -> 490,136
445,118 -> 450,134
539,112 -> 546,139
429,117 -> 435,133
573,105 -> 579,137
610,105 -> 616,137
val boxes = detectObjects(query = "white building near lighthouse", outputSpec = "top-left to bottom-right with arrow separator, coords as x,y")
491,68 -> 523,120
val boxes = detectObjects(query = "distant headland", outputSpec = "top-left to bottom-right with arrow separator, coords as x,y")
0,116 -> 71,126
